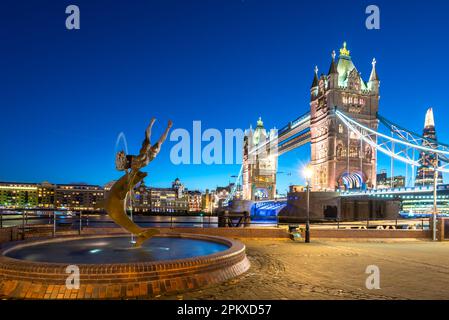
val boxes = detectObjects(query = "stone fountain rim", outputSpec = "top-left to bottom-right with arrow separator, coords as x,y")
0,233 -> 245,269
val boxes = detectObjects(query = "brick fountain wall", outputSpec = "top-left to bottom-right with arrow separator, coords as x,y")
0,234 -> 250,299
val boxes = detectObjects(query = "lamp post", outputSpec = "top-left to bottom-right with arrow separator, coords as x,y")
303,165 -> 313,243
432,155 -> 439,241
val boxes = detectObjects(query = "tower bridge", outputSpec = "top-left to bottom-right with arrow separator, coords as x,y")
225,42 -> 448,219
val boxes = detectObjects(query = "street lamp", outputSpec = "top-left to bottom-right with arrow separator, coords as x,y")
432,155 -> 439,241
303,165 -> 313,243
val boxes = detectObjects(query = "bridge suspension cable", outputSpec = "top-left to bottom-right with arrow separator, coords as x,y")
247,112 -> 311,156
335,110 -> 449,174
378,114 -> 449,165
223,163 -> 244,206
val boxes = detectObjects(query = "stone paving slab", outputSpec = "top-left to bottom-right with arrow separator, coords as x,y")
2,238 -> 449,300
159,239 -> 449,300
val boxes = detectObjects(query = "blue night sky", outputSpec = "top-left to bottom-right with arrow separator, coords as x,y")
1,0 -> 449,192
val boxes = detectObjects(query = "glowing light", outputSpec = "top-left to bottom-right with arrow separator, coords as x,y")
0,186 -> 38,191
424,108 -> 435,128
89,249 -> 101,254
339,41 -> 350,56
89,241 -> 109,247
303,165 -> 313,180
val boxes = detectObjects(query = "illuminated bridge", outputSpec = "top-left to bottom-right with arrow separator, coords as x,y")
224,42 -> 449,218
277,112 -> 311,155
252,200 -> 288,219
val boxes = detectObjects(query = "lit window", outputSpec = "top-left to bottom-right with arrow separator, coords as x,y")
338,124 -> 344,134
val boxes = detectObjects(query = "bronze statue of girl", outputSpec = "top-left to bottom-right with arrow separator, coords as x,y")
105,118 -> 172,247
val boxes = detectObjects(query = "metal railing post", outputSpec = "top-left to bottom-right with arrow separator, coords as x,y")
0,210 -> 3,229
79,211 -> 82,235
22,210 -> 25,240
53,211 -> 56,237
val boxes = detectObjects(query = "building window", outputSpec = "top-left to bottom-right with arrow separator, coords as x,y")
349,146 -> 359,158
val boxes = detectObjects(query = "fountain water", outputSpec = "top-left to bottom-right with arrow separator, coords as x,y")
115,131 -> 135,244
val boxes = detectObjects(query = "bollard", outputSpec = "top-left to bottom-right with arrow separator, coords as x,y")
244,211 -> 251,227
438,218 -> 445,241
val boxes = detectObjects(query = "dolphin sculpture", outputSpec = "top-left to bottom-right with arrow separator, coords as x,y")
104,118 -> 172,247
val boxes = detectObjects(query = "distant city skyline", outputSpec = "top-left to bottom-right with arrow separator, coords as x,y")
2,0 -> 449,191
0,176 -> 213,192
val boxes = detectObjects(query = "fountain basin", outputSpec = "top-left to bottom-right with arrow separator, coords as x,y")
0,233 -> 250,299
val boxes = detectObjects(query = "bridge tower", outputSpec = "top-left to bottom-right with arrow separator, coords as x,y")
242,117 -> 278,200
310,42 -> 379,191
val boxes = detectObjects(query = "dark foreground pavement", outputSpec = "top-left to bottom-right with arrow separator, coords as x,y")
163,239 -> 449,300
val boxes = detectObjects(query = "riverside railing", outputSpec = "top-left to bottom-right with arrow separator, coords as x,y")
0,208 -> 280,238
277,216 -> 430,230
2,208 -> 427,237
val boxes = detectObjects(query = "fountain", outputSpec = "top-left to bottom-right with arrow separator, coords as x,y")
0,119 -> 250,299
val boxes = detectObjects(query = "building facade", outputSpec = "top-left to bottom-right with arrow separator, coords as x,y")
132,181 -> 189,214
187,190 -> 202,212
38,182 -> 56,208
0,182 -> 39,208
0,179 -> 201,214
401,185 -> 449,215
310,43 -> 379,191
376,170 -> 405,189
202,185 -> 233,212
202,189 -> 213,213
55,184 -> 104,211
172,178 -> 185,198
0,181 -> 103,210
148,187 -> 189,213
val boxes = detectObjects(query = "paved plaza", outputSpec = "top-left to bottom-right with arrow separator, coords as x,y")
162,239 -> 449,300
